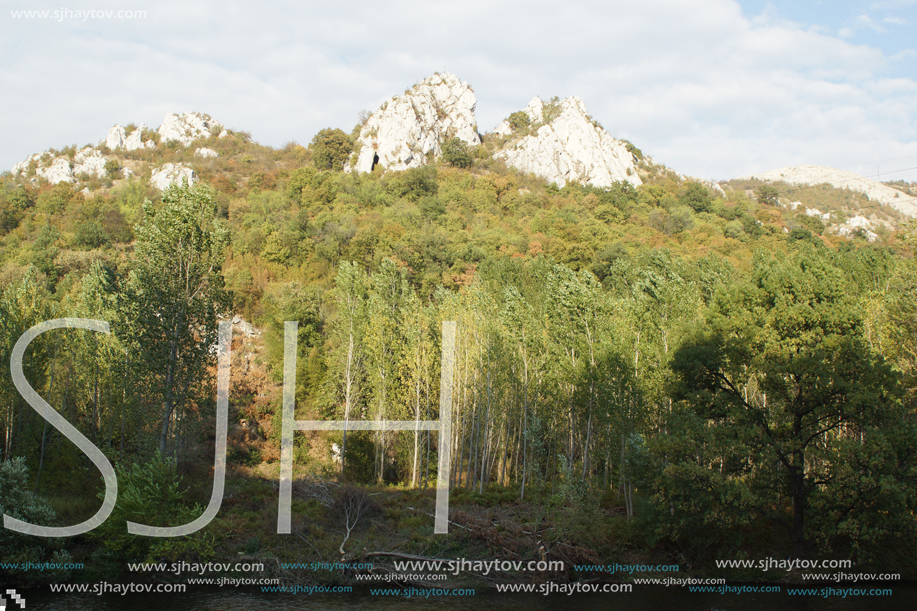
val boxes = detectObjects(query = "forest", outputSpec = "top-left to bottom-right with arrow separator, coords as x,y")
1,125 -> 916,586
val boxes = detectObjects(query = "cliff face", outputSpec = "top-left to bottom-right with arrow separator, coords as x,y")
351,73 -> 481,173
493,96 -> 641,188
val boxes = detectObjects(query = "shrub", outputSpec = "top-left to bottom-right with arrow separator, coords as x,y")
441,137 -> 472,169
0,458 -> 73,585
385,166 -> 438,202
678,181 -> 713,213
104,159 -> 122,178
91,453 -> 208,562
311,128 -> 353,171
542,96 -> 562,124
74,220 -> 110,249
507,111 -> 531,133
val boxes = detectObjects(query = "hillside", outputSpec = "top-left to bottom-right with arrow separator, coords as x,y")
739,164 -> 917,217
2,74 -> 917,591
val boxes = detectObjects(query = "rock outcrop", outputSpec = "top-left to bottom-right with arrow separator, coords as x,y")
12,147 -> 110,184
150,163 -> 195,190
837,214 -> 879,242
11,112 -> 223,183
493,97 -> 544,136
106,123 -> 155,151
71,147 -> 109,179
37,157 -> 75,184
742,165 -> 917,218
351,73 -> 481,173
106,125 -> 126,150
158,112 -> 222,147
493,96 -> 641,188
11,154 -> 41,177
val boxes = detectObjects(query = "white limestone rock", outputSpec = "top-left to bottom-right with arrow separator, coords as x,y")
126,124 -> 155,151
158,112 -> 222,147
805,208 -> 831,222
493,97 -> 544,136
195,147 -> 219,158
72,147 -> 108,178
742,165 -> 917,218
494,96 -> 641,188
150,163 -> 196,190
11,153 -> 42,176
231,315 -> 260,338
23,146 -> 109,184
37,157 -> 75,184
837,215 -> 879,242
351,73 -> 481,173
106,125 -> 126,150
106,123 -> 155,151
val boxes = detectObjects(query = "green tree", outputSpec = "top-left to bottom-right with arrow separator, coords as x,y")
756,185 -> 780,206
657,248 -> 907,557
677,182 -> 713,213
327,261 -> 369,475
310,128 -> 353,171
441,137 -> 472,169
127,183 -> 231,455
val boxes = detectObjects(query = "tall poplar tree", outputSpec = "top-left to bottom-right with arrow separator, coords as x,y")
127,183 -> 230,456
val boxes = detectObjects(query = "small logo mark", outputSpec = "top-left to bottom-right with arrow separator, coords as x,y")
0,588 -> 26,610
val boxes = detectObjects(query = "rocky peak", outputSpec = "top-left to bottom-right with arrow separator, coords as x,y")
106,123 -> 155,151
493,96 -> 641,188
350,73 -> 481,173
158,112 -> 223,147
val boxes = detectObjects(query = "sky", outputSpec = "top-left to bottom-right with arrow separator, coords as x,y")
2,0 -> 916,182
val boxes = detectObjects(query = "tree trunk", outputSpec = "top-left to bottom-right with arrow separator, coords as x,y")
342,332 -> 354,477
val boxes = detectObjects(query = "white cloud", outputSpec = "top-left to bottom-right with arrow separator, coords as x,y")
1,0 -> 916,181
855,13 -> 887,32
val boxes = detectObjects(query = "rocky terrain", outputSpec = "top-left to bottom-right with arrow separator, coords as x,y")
348,75 -> 644,190
10,112 -> 222,190
7,75 -> 915,230
350,73 -> 481,173
493,96 -> 641,188
743,164 -> 917,218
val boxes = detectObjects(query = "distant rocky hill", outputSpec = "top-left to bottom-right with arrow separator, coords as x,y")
10,112 -> 225,191
741,164 -> 917,218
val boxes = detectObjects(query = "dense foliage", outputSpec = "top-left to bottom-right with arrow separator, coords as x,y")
1,125 -> 916,579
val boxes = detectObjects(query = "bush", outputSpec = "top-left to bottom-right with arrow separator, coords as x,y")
507,111 -> 531,133
91,453 -> 209,562
311,128 -> 353,171
74,220 -> 110,249
0,458 -> 73,585
385,166 -> 438,202
441,137 -> 472,169
104,159 -> 122,178
678,182 -> 713,213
